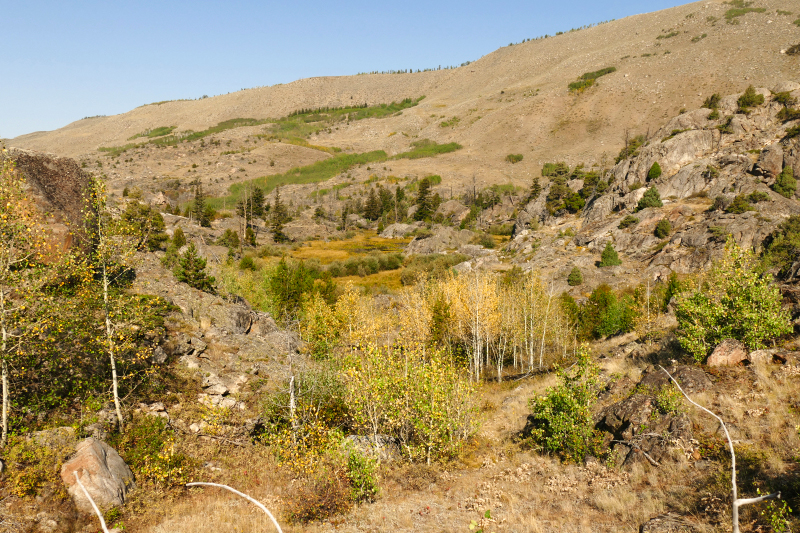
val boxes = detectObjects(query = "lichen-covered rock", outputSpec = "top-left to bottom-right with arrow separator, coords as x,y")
60,438 -> 135,513
707,338 -> 748,366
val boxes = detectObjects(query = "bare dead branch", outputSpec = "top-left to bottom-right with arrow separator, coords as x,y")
73,472 -> 110,533
658,365 -> 781,533
610,439 -> 661,467
186,482 -> 283,532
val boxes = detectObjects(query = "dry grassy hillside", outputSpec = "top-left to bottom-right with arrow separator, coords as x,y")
8,0 -> 800,194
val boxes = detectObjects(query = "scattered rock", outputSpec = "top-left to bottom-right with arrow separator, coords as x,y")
343,434 -> 402,462
60,438 -> 136,513
707,339 -> 748,367
640,513 -> 701,533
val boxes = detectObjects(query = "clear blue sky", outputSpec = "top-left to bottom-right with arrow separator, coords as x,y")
2,0 -> 689,139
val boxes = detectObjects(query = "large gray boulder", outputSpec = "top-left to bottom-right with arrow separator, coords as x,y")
60,438 -> 136,512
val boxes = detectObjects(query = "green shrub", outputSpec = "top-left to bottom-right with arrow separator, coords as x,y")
563,192 -> 585,213
121,201 -> 169,251
598,242 -> 622,267
506,154 -> 524,164
737,85 -> 765,113
777,107 -> 800,122
239,256 -> 256,271
568,67 -> 616,92
761,215 -> 800,277
772,166 -> 796,198
526,346 -> 602,463
567,266 -> 583,286
654,385 -> 683,415
4,435 -> 72,498
472,233 -> 496,249
635,187 -> 663,211
616,134 -> 645,163
786,125 -> 800,139
747,190 -> 770,203
725,194 -> 755,214
110,415 -> 195,489
647,162 -> 662,181
346,450 -> 379,503
618,215 -> 639,229
216,228 -> 240,249
772,91 -> 797,107
703,93 -> 721,109
675,238 -> 792,362
654,219 -> 672,238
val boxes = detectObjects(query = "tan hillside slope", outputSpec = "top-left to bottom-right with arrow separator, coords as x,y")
10,0 -> 800,186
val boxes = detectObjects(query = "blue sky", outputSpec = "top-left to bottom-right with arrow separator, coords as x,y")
1,0 -> 688,139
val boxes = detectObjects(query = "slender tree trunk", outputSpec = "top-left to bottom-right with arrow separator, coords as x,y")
1,304 -> 8,446
103,264 -> 124,430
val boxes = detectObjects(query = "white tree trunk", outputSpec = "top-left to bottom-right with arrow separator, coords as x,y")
103,264 -> 124,430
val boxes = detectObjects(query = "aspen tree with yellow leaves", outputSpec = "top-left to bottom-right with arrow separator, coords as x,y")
0,157 -> 53,445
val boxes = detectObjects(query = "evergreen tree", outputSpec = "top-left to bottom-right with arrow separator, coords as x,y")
635,187 -> 663,212
647,161 -> 662,182
251,186 -> 266,218
174,243 -> 215,292
379,186 -> 394,215
414,177 -> 433,221
527,177 -> 542,203
773,166 -> 796,198
567,266 -> 583,286
270,186 -> 291,242
598,242 -> 622,267
192,183 -> 210,227
172,226 -> 186,248
245,226 -> 256,246
364,188 -> 381,220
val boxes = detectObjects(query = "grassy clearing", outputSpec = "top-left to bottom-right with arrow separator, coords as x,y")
208,139 -> 461,208
127,126 -> 176,141
292,233 -> 410,264
568,67 -> 616,92
259,98 -> 424,148
724,0 -> 766,23
208,151 -> 387,209
391,139 -> 462,160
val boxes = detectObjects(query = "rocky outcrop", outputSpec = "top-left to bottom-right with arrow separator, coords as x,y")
405,226 -> 474,255
60,438 -> 135,512
3,148 -> 94,254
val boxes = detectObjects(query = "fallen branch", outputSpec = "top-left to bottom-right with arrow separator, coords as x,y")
659,365 -> 780,533
186,482 -> 283,532
73,472 -> 110,533
610,439 -> 661,467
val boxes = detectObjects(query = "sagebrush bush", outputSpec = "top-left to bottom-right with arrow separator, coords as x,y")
526,345 -> 602,463
506,153 -> 523,164
675,238 -> 792,361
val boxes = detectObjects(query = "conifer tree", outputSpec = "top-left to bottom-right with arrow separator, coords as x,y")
192,183 -> 210,227
174,243 -> 216,292
599,242 -> 622,267
414,177 -> 433,221
270,186 -> 291,242
172,226 -> 186,248
364,188 -> 381,220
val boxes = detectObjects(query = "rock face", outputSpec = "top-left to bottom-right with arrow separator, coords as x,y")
706,338 -> 748,366
3,148 -> 94,254
60,438 -> 136,512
